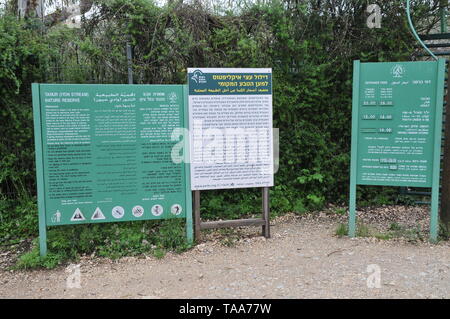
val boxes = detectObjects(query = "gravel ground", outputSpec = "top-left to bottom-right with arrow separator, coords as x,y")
0,206 -> 449,299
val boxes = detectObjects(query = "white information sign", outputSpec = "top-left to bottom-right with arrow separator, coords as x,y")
188,68 -> 274,190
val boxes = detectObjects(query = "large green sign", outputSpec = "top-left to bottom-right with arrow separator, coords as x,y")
32,84 -> 193,255
349,60 -> 446,242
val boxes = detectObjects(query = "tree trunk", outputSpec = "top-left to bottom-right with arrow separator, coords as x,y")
17,0 -> 44,19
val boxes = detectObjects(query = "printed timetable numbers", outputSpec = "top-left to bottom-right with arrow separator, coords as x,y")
378,127 -> 393,134
362,114 -> 376,120
360,127 -> 393,134
361,114 -> 393,120
362,101 -> 394,106
379,100 -> 393,106
380,158 -> 399,170
379,114 -> 393,120
363,101 -> 377,106
380,158 -> 397,164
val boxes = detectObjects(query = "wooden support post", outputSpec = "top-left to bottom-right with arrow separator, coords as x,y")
262,187 -> 271,238
440,61 -> 450,234
193,188 -> 271,241
202,218 -> 266,229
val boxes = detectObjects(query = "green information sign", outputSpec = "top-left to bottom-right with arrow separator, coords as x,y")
32,84 -> 193,255
349,60 -> 446,242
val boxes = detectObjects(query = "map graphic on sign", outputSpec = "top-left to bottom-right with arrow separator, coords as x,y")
71,208 -> 86,222
91,207 -> 106,220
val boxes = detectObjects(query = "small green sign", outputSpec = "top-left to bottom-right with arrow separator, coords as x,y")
349,60 -> 446,242
32,84 -> 193,255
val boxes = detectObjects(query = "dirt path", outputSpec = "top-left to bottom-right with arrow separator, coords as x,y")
0,210 -> 449,299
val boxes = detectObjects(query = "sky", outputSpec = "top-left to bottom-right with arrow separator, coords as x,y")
0,0 -> 268,16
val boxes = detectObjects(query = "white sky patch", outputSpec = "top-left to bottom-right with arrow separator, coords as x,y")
0,0 -> 256,16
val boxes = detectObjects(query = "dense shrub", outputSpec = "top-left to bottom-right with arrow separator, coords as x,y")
0,0 -> 445,265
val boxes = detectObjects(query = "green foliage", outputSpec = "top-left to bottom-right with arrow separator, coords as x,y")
335,222 -> 373,238
357,223 -> 372,238
16,246 -> 65,269
356,186 -> 399,207
333,208 -> 347,216
335,221 -> 427,242
439,222 -> 450,240
335,223 -> 348,237
383,224 -> 425,242
0,0 -> 446,266
15,219 -> 191,269
389,222 -> 403,232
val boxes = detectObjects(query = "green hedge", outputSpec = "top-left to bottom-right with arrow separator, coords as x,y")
0,0 -> 443,265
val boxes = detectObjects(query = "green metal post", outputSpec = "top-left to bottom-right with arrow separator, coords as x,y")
183,85 -> 194,244
32,84 -> 47,256
349,60 -> 361,237
430,59 -> 446,242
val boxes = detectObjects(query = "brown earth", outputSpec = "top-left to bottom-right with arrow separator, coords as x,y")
0,206 -> 449,299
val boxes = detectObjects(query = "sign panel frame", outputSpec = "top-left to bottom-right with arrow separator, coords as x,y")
187,68 -> 274,240
349,59 -> 446,242
187,67 -> 274,190
32,83 -> 193,256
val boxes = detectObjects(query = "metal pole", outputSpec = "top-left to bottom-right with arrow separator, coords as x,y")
430,59 -> 446,242
126,40 -> 133,84
348,61 -> 361,238
33,84 -> 48,257
194,190 -> 201,241
39,213 -> 47,256
440,62 -> 450,236
406,0 -> 438,60
183,85 -> 194,244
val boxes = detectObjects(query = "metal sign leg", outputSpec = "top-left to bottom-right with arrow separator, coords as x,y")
349,184 -> 357,238
39,221 -> 47,257
194,190 -> 201,242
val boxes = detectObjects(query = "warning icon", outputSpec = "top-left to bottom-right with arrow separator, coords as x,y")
112,206 -> 125,219
171,204 -> 182,216
151,204 -> 163,217
132,205 -> 144,218
71,208 -> 86,222
91,207 -> 106,220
